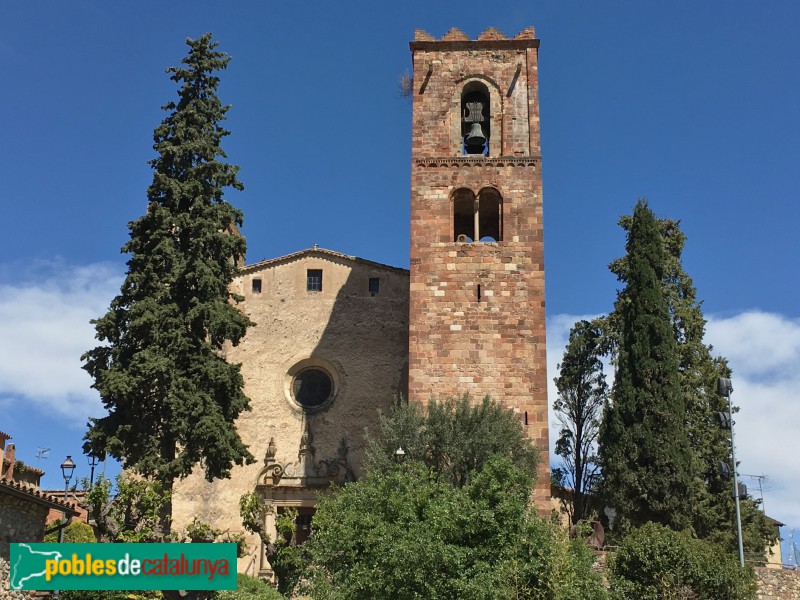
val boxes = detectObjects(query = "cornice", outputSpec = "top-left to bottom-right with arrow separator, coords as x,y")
414,156 -> 540,168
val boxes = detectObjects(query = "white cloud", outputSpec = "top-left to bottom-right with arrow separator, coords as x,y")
0,260 -> 122,424
547,310 -> 800,555
706,311 -> 800,542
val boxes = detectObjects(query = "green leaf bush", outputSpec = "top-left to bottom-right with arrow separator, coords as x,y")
608,522 -> 757,599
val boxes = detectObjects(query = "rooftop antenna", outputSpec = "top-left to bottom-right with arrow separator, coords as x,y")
35,447 -> 50,468
741,473 -> 767,513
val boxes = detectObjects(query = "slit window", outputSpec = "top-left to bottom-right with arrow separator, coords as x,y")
368,277 -> 380,295
307,269 -> 322,292
251,278 -> 262,293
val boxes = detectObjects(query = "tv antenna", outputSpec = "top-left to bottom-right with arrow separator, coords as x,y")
35,447 -> 50,468
741,473 -> 767,512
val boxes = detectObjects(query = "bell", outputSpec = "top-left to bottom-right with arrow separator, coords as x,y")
465,123 -> 487,147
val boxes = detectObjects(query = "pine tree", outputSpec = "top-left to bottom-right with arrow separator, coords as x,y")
552,319 -> 607,525
82,33 -> 254,535
598,199 -> 693,534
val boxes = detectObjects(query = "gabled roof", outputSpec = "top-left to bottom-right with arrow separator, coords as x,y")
3,458 -> 45,476
0,478 -> 79,515
240,247 -> 409,276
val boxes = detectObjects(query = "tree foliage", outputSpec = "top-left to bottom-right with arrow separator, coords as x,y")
365,395 -> 539,488
304,456 -> 607,600
85,474 -> 168,543
82,33 -> 254,532
597,203 -> 776,553
609,522 -> 757,600
552,319 -> 607,524
44,520 -> 97,544
599,200 -> 693,534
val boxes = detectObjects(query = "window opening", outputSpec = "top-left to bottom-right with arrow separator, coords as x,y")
477,284 -> 481,302
454,189 -> 475,242
453,188 -> 503,242
251,278 -> 262,293
478,190 -> 502,242
292,368 -> 333,408
277,507 -> 316,546
368,277 -> 380,296
307,269 -> 322,292
461,84 -> 490,155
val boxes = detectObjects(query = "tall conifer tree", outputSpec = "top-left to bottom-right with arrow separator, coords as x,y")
606,214 -> 776,552
599,200 -> 693,534
82,34 -> 254,534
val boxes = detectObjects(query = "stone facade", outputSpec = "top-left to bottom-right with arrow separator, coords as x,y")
756,567 -> 800,600
408,27 -> 549,507
0,492 -> 49,560
172,248 -> 409,576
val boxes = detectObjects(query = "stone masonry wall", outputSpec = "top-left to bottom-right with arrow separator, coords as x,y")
408,28 -> 549,508
0,493 -> 49,560
172,250 -> 409,572
756,567 -> 800,600
0,557 -> 28,600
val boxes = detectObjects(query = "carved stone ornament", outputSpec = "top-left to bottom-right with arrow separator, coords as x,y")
255,418 -> 354,489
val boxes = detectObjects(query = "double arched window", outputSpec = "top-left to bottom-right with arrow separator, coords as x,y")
453,188 -> 502,242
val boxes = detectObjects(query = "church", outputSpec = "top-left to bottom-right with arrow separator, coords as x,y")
173,26 -> 549,578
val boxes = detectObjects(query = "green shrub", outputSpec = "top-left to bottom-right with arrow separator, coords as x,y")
216,573 -> 283,599
609,522 -> 757,600
59,591 -> 161,600
44,520 -> 97,543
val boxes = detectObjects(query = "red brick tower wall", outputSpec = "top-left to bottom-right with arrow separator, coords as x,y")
408,27 -> 549,508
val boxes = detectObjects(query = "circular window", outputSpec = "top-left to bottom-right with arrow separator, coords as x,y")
292,368 -> 333,408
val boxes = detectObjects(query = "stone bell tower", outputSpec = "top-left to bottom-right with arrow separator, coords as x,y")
408,26 -> 549,507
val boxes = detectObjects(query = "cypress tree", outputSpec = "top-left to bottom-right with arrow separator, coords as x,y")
599,199 -> 693,534
82,33 -> 254,535
608,214 -> 776,553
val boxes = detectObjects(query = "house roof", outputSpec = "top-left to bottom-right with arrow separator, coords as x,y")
0,478 -> 79,515
3,458 -> 45,476
240,247 -> 409,276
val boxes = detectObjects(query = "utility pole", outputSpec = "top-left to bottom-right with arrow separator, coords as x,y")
718,377 -> 745,568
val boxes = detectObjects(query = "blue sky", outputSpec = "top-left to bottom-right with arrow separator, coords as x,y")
1,1 -> 798,561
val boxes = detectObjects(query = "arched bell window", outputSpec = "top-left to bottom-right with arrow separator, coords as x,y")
461,82 -> 490,155
453,187 -> 502,242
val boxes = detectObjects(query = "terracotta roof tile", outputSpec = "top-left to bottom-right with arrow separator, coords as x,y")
0,478 -> 79,514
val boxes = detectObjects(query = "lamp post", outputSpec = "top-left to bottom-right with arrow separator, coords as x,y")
88,453 -> 101,488
394,447 -> 406,463
54,456 -> 75,599
718,377 -> 745,568
58,456 -> 76,544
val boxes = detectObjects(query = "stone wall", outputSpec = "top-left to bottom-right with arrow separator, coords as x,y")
0,557 -> 28,600
756,567 -> 800,600
172,249 -> 409,574
0,492 -> 48,560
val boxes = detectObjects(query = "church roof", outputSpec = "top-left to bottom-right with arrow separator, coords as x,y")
240,247 -> 409,275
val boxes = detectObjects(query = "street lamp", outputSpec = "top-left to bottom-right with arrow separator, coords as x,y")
54,456 -> 76,599
717,377 -> 745,568
394,447 -> 406,463
87,453 -> 102,488
58,456 -> 76,544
